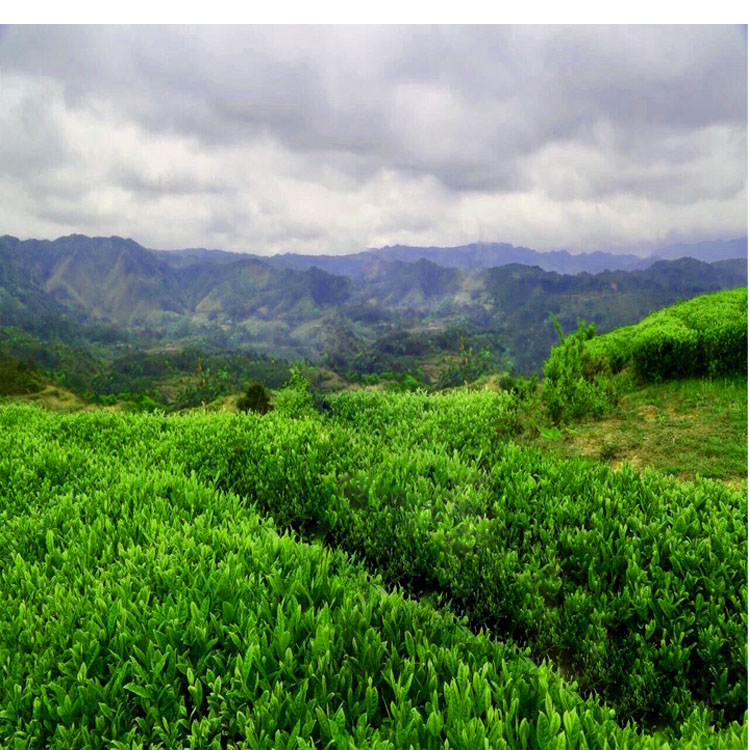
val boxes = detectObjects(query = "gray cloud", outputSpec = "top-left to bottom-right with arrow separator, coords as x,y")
0,25 -> 746,254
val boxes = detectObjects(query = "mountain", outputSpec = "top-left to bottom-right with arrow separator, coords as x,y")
1,234 -> 746,374
254,243 -> 653,277
370,243 -> 653,274
1,234 -> 186,327
652,238 -> 747,264
250,237 -> 747,277
481,258 -> 748,372
0,239 -> 63,321
154,237 -> 748,277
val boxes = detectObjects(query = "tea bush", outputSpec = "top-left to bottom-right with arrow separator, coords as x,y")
585,288 -> 747,381
542,318 -> 616,424
1,400 -> 746,748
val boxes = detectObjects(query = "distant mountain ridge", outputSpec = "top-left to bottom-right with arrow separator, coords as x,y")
262,243 -> 654,276
159,237 -> 747,276
1,233 -> 746,373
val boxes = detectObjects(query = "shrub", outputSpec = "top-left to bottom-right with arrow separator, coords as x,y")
585,289 -> 748,382
497,373 -> 538,400
236,382 -> 271,414
274,366 -> 316,418
542,316 -> 616,424
629,319 -> 701,380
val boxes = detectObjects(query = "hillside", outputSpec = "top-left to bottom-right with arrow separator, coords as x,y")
1,234 -> 746,374
584,288 -> 748,379
1,285 -> 747,747
520,289 -> 748,486
485,260 -> 748,372
205,237 -> 747,276
0,353 -> 45,396
530,376 -> 747,487
1,386 -> 745,747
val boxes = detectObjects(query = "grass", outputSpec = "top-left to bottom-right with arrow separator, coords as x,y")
523,375 -> 747,488
21,384 -> 102,412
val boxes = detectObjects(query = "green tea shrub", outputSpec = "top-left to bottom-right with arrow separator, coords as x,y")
274,366 -> 316,418
587,288 -> 748,381
2,403 -> 710,750
497,373 -> 538,399
542,317 -> 616,424
1,403 -> 747,747
584,327 -> 634,374
152,394 -> 746,731
629,319 -> 701,380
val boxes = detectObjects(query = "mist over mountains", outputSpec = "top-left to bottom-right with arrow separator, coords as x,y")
0,233 -> 746,373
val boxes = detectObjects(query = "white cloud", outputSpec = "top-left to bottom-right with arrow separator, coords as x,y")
0,25 -> 745,253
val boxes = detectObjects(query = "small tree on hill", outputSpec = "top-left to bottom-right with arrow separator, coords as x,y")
237,382 -> 271,414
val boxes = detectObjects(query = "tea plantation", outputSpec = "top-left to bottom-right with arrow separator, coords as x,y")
585,288 -> 747,381
0,291 -> 747,748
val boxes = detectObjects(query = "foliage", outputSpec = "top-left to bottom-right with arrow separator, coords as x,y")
1,402 -> 747,748
382,371 -> 425,392
274,366 -> 316,418
437,344 -> 497,389
524,374 -> 748,485
236,382 -> 272,414
542,316 -> 617,424
586,288 -> 748,381
0,326 -> 293,409
497,373 -> 539,401
484,259 -> 747,374
334,329 -> 509,386
135,388 -> 745,733
0,326 -> 106,392
2,232 -> 747,378
0,354 -> 44,396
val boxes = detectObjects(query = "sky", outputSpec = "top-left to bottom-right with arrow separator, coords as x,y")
0,25 -> 746,255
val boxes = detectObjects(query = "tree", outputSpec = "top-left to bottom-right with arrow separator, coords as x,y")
237,382 -> 271,414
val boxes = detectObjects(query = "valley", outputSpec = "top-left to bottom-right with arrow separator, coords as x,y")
1,234 -> 746,394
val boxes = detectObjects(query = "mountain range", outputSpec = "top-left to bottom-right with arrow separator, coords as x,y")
0,233 -> 746,374
159,237 -> 747,276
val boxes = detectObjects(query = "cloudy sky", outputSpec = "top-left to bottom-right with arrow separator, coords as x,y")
0,25 -> 746,255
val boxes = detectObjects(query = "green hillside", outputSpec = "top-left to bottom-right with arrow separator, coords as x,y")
0,354 -> 45,396
1,381 -> 747,747
484,261 -> 748,373
530,375 -> 747,487
585,288 -> 747,380
1,276 -> 747,748
1,235 -> 746,374
525,289 -> 748,485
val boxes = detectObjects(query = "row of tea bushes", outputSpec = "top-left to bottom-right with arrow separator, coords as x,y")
5,405 -> 747,748
4,387 -> 744,734
584,288 -> 747,380
323,392 -> 747,728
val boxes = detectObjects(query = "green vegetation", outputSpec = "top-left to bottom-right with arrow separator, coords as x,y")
542,317 -> 616,424
0,354 -> 44,397
531,290 -> 747,480
529,375 -> 747,486
1,403 -> 747,748
236,382 -> 272,414
1,287 -> 746,748
0,325 -> 293,411
586,288 -> 747,381
2,234 -> 747,378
